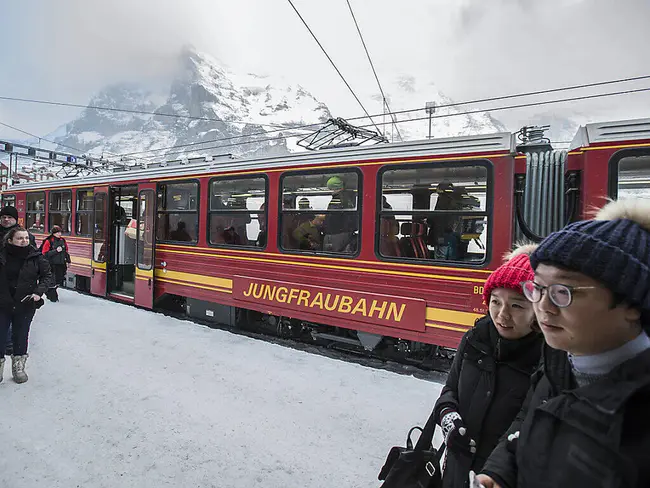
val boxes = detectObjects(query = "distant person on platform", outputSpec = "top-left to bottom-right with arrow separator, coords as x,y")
41,225 -> 71,302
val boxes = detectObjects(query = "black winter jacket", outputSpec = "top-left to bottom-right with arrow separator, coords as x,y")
0,247 -> 53,312
41,235 -> 71,266
434,316 -> 542,488
481,342 -> 650,488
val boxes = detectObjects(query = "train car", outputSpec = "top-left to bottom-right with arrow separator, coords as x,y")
1,117 -> 649,366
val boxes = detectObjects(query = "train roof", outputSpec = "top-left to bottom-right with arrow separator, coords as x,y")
7,116 -> 650,191
7,131 -> 515,190
570,117 -> 650,150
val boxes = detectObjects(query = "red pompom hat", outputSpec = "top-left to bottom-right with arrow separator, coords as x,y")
482,248 -> 536,305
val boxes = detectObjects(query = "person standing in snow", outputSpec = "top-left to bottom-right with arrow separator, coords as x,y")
433,245 -> 542,488
0,226 -> 52,383
40,225 -> 71,302
477,198 -> 650,488
0,206 -> 37,356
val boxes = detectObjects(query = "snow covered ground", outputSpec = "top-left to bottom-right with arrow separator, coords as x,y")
1,290 -> 444,488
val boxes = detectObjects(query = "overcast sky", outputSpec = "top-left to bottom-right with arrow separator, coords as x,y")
1,0 -> 649,142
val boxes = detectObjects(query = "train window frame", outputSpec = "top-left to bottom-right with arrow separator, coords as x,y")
155,179 -> 200,245
207,174 -> 268,250
607,148 -> 650,200
76,188 -> 94,237
25,191 -> 46,234
1,194 -> 15,207
375,160 -> 493,267
278,167 -> 363,258
48,189 -> 72,235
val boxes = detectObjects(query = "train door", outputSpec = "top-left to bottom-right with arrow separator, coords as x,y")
134,183 -> 156,309
90,187 -> 109,296
108,185 -> 138,301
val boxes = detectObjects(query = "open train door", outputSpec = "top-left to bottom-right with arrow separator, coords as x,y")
134,183 -> 156,309
90,186 -> 109,296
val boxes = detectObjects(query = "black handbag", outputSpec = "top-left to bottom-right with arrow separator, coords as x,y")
378,409 -> 445,488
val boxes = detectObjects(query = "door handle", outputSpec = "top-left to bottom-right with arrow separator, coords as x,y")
148,278 -> 152,288
91,268 -> 95,277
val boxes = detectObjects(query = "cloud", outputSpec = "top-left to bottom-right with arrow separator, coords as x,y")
0,0 -> 648,139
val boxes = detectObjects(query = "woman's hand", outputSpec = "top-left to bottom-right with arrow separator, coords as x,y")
31,294 -> 42,302
475,474 -> 502,488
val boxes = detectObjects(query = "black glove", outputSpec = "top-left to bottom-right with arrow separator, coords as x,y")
445,417 -> 477,456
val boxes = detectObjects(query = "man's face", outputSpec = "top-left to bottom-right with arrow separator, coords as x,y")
0,215 -> 16,228
532,264 -> 641,355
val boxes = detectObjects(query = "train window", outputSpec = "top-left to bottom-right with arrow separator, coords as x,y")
48,190 -> 72,234
280,170 -> 360,255
76,189 -> 94,236
208,176 -> 267,248
2,194 -> 15,207
26,192 -> 46,234
156,181 -> 199,243
378,163 -> 489,264
614,153 -> 650,200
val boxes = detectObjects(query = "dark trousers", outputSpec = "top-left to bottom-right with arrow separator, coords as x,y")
0,308 -> 36,357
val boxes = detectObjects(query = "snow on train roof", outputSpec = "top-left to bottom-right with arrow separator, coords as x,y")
9,131 -> 515,190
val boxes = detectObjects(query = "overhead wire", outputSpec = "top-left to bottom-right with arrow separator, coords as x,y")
2,74 -> 650,160
117,83 -> 650,158
344,0 -> 402,142
0,73 -> 649,138
286,0 -> 384,136
353,85 -> 650,130
0,120 -> 85,155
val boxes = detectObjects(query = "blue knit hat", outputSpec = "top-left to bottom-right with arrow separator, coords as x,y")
530,199 -> 650,312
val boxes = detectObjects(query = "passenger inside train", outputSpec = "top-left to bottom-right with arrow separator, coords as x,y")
379,165 -> 487,263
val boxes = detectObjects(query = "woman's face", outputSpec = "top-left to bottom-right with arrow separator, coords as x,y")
489,288 -> 536,339
9,231 -> 31,248
54,232 -> 62,238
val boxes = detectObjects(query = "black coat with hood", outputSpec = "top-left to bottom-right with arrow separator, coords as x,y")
0,245 -> 53,312
434,316 -> 542,488
481,342 -> 650,488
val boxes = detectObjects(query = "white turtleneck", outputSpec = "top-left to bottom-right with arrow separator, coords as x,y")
568,332 -> 650,386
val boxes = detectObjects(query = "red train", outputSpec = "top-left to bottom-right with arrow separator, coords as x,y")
2,117 -> 649,364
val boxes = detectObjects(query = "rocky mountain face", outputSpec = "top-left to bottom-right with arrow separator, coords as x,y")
47,47 -> 562,168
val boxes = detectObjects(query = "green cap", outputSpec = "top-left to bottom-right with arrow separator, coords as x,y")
326,176 -> 344,191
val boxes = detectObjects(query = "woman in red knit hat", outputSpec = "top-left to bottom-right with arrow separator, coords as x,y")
432,245 -> 543,488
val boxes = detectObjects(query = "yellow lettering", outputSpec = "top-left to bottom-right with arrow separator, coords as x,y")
276,287 -> 288,303
338,296 -> 353,313
368,299 -> 387,319
252,284 -> 264,299
243,282 -> 255,297
351,298 -> 367,317
310,292 -> 324,309
324,294 -> 340,311
287,288 -> 300,304
387,302 -> 407,322
473,286 -> 484,295
297,289 -> 311,306
263,285 -> 276,301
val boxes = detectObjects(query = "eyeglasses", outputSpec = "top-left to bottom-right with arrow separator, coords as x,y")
521,281 -> 598,308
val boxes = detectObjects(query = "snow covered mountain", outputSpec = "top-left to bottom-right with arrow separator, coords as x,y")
50,47 -> 332,164
47,47 -> 511,166
374,75 -> 506,142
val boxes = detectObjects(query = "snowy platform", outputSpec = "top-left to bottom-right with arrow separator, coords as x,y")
1,290 -> 443,488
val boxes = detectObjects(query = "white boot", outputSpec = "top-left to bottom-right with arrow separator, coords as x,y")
11,355 -> 28,384
0,357 -> 4,383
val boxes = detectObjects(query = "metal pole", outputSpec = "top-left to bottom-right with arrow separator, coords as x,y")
428,115 -> 432,139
